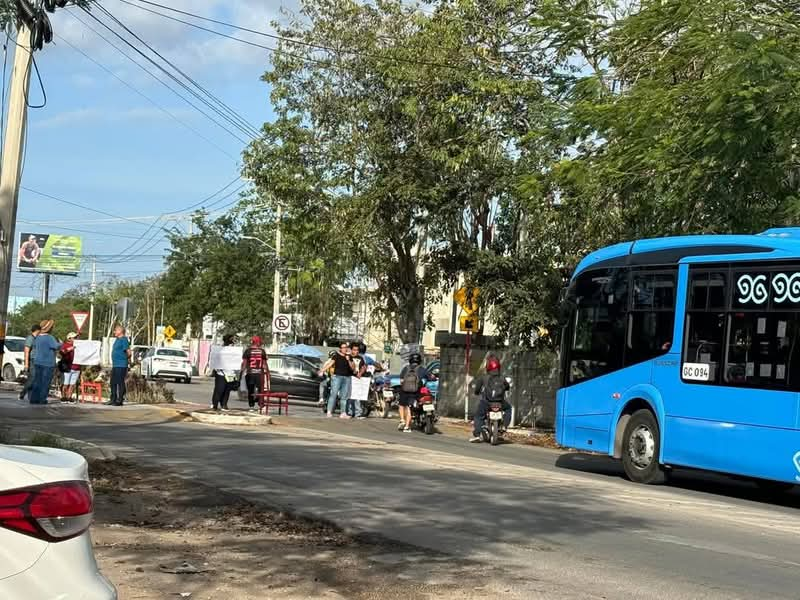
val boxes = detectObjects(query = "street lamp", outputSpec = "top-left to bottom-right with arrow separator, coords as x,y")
241,232 -> 282,349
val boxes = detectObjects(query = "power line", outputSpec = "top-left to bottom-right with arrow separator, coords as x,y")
69,8 -> 252,145
90,2 -> 262,140
120,0 -> 464,70
21,186 -> 162,229
54,32 -> 239,161
17,220 -> 152,239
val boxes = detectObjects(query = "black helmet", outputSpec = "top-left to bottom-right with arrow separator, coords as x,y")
409,352 -> 422,365
328,350 -> 337,358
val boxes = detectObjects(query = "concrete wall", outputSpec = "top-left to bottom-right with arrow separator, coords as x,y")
436,333 -> 558,430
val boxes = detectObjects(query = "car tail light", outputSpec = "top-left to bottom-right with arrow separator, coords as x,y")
490,403 -> 502,411
0,481 -> 93,541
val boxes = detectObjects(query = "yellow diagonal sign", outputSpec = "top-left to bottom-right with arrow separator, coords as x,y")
454,287 -> 479,315
164,325 -> 177,339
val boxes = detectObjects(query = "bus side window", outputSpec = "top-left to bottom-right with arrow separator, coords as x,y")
683,271 -> 727,384
626,270 -> 676,366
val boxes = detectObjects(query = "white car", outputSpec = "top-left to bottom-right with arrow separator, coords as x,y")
3,336 -> 26,381
0,445 -> 117,599
142,347 -> 193,383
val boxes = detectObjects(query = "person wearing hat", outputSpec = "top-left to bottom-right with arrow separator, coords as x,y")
241,335 -> 268,412
59,332 -> 80,403
30,320 -> 61,405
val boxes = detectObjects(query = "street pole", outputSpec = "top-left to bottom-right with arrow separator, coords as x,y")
0,23 -> 32,374
160,296 -> 164,326
272,204 -> 282,350
88,257 -> 96,340
41,273 -> 50,305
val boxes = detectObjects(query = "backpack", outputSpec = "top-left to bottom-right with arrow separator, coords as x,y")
57,358 -> 71,374
401,366 -> 421,393
483,375 -> 506,402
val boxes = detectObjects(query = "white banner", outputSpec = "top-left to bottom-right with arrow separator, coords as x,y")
350,376 -> 370,401
208,345 -> 244,371
73,340 -> 102,366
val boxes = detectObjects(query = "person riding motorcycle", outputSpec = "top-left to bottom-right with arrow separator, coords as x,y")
469,355 -> 511,443
398,352 -> 428,432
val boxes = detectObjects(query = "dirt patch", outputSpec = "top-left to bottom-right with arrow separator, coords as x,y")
90,459 -> 528,600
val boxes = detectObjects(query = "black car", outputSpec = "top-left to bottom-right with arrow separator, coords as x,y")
266,354 -> 323,401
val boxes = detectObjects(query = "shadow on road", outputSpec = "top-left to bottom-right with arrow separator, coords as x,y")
556,451 -> 800,509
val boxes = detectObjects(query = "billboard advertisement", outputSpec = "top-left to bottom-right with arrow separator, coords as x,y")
18,233 -> 82,276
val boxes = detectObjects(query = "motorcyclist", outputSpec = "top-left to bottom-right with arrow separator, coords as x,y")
398,352 -> 428,432
469,355 -> 511,443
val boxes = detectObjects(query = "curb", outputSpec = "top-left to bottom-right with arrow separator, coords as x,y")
17,429 -> 116,462
190,410 -> 273,426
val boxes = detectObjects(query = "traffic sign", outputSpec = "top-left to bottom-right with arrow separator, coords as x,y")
164,325 -> 177,339
70,311 -> 90,334
459,314 -> 478,333
454,287 -> 479,314
272,313 -> 292,334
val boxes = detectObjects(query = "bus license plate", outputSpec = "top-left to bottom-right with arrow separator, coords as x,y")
422,404 -> 435,412
682,362 -> 710,381
489,411 -> 503,420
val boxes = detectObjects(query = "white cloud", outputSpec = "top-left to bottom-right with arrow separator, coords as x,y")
32,106 -> 196,128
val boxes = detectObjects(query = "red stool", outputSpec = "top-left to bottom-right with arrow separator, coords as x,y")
80,381 -> 103,404
253,371 -> 289,415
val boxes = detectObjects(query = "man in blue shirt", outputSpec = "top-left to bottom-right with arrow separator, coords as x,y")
31,320 -> 60,405
107,325 -> 131,406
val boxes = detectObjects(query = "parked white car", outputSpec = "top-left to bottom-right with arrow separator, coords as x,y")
0,445 -> 117,599
142,347 -> 192,383
2,336 -> 26,381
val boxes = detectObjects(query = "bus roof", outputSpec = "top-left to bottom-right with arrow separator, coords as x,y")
574,228 -> 800,277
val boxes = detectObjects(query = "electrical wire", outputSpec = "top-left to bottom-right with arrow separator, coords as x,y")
119,0 -> 465,70
91,2 -> 262,140
17,220 -> 152,239
26,53 -> 46,109
54,32 -> 239,161
69,8 -> 252,145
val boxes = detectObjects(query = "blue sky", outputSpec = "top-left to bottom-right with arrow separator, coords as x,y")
11,0 -> 298,301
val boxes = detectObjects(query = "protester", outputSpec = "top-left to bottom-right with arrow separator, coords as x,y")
398,353 -> 428,432
59,332 -> 80,403
319,342 -> 355,418
318,350 -> 336,406
30,320 -> 60,405
211,334 -> 237,412
349,342 -> 368,418
241,336 -> 268,412
19,323 -> 40,401
107,325 -> 131,406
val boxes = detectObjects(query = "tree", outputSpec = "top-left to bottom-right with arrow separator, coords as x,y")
244,0 -> 560,343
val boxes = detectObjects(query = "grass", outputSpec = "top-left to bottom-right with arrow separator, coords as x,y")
26,431 -> 78,452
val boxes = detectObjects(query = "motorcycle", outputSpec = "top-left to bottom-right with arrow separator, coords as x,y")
376,376 -> 398,418
479,401 -> 506,446
411,386 -> 437,434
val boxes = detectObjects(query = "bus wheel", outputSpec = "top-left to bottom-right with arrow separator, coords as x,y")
621,409 -> 666,485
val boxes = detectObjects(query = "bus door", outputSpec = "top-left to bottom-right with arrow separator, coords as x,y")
665,267 -> 800,480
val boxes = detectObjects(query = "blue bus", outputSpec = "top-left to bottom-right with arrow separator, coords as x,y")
556,229 -> 800,487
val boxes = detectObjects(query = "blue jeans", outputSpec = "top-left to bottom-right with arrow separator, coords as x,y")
31,364 -> 54,404
327,375 -> 351,414
472,397 -> 512,436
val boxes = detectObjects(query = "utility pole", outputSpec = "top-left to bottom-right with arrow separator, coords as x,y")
41,273 -> 50,305
88,257 -> 96,340
272,204 -> 282,350
0,22 -> 32,375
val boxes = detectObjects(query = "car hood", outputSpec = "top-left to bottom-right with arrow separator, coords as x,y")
0,446 -> 88,490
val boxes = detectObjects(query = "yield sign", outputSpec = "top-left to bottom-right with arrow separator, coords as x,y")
71,311 -> 90,334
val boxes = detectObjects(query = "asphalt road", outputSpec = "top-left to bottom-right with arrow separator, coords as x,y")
3,395 -> 800,599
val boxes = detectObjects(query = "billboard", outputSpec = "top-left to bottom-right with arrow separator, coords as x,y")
18,233 -> 82,276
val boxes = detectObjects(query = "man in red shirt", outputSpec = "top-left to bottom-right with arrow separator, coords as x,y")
241,336 -> 268,412
59,332 -> 81,403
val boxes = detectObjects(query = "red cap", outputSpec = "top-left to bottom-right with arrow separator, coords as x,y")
251,336 -> 262,346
